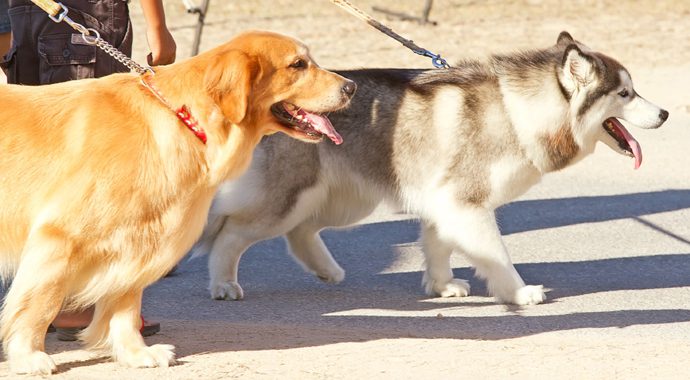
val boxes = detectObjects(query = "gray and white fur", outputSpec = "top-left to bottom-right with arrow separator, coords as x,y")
194,32 -> 668,305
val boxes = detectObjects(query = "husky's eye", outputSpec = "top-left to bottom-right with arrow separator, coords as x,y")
289,59 -> 307,70
618,88 -> 630,98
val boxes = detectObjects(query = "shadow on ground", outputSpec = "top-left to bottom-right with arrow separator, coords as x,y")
132,189 -> 690,358
32,190 -> 690,369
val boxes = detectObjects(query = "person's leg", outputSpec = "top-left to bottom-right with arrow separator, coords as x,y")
0,33 -> 10,59
52,308 -> 94,329
53,306 -> 160,342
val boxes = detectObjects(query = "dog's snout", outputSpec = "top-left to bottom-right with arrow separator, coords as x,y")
341,80 -> 357,98
659,109 -> 669,122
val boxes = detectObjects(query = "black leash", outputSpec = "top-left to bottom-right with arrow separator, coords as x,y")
330,0 -> 450,69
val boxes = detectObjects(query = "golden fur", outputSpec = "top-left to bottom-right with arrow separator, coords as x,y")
0,30 -> 354,374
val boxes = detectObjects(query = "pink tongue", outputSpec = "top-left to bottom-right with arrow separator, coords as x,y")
298,109 -> 343,145
608,118 -> 642,170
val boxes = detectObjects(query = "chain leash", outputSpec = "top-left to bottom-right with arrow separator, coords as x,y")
45,2 -> 153,75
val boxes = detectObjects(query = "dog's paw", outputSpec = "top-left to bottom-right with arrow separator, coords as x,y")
9,351 -> 56,375
505,285 -> 546,305
315,265 -> 345,284
425,278 -> 471,298
118,344 -> 176,368
210,281 -> 244,300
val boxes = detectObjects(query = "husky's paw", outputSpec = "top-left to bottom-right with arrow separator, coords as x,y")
501,285 -> 546,305
425,278 -> 471,298
210,281 -> 244,301
118,344 -> 176,368
315,265 -> 345,284
9,351 -> 56,375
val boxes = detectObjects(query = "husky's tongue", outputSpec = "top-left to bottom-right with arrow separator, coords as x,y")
297,109 -> 343,145
606,117 -> 642,170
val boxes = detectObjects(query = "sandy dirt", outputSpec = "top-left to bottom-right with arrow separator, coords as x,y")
2,0 -> 690,379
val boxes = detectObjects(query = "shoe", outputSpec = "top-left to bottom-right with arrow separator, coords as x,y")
55,317 -> 160,342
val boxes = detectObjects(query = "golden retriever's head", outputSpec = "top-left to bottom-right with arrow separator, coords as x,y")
203,30 -> 356,145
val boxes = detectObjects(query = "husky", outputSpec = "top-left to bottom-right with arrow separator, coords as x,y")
194,32 -> 668,305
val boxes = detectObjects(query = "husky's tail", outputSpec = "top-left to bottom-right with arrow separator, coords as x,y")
190,214 -> 227,259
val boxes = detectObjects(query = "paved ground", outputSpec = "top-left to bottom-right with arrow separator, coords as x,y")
2,1 -> 690,378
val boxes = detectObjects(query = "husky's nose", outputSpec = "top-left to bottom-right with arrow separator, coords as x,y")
341,80 -> 357,98
659,109 -> 669,121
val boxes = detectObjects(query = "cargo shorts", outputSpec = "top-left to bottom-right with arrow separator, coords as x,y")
1,0 -> 132,85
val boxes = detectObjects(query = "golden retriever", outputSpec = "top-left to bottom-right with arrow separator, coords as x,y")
0,30 -> 355,375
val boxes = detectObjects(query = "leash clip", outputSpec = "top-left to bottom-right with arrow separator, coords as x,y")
416,49 -> 450,69
47,2 -> 68,23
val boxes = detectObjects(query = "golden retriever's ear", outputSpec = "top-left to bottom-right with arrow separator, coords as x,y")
204,50 -> 258,124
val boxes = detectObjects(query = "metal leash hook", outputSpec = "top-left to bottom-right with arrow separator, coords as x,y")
416,49 -> 450,69
79,27 -> 99,45
46,1 -> 67,22
41,1 -> 153,75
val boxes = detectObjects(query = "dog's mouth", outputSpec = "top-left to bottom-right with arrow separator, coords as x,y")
603,117 -> 642,169
270,102 -> 343,145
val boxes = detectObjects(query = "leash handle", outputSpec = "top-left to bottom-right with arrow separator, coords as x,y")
330,0 -> 450,69
30,0 -> 62,18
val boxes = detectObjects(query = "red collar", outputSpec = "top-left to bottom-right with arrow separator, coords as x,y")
140,75 -> 207,144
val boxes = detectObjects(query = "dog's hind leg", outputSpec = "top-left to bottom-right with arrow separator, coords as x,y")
208,222 -> 253,300
421,221 -> 470,297
86,289 -> 175,368
432,207 -> 545,305
284,186 -> 381,284
1,226 -> 72,375
285,220 -> 345,284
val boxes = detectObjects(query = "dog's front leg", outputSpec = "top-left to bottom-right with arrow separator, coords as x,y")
208,229 -> 252,301
86,289 -> 175,368
430,207 -> 545,305
1,226 -> 73,375
421,221 -> 471,297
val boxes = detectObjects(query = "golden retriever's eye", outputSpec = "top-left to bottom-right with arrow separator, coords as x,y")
618,88 -> 629,98
289,59 -> 307,70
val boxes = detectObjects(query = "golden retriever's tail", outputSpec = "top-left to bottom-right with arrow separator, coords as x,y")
189,214 -> 227,259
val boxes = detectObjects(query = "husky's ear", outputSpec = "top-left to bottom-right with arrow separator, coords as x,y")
204,50 -> 259,124
561,44 -> 596,88
557,31 -> 574,46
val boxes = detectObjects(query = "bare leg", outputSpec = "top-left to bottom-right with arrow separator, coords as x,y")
52,307 -> 94,328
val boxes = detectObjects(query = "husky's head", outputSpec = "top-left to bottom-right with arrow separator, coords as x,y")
556,31 -> 668,169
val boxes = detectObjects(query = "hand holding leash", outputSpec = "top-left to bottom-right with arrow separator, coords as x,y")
145,26 -> 177,66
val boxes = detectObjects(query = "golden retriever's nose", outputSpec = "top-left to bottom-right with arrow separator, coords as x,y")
342,80 -> 357,98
